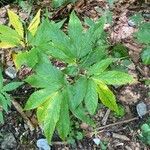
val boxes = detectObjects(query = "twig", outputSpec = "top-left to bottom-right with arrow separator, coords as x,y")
97,117 -> 138,131
11,99 -> 35,131
96,110 -> 150,132
52,141 -> 68,145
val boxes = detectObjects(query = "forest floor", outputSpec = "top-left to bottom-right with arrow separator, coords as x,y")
0,0 -> 150,149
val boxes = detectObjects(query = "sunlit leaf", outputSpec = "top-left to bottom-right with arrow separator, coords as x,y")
28,9 -> 41,36
7,9 -> 24,38
96,81 -> 119,113
43,93 -> 61,143
94,71 -> 134,85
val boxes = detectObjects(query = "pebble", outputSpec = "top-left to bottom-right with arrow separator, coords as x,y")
136,102 -> 147,118
93,137 -> 101,145
5,66 -> 17,79
128,20 -> 136,27
36,138 -> 51,150
143,13 -> 150,19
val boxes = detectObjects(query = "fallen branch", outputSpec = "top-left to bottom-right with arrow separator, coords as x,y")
12,99 -> 35,131
97,117 -> 138,131
89,110 -> 150,136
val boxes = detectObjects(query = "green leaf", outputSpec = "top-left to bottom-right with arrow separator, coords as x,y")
141,47 -> 150,65
0,32 -> 21,47
0,68 -> 3,89
2,92 -> 11,107
0,93 -> 8,112
135,22 -> 150,44
80,45 -> 107,68
94,71 -> 134,85
112,43 -> 128,58
52,0 -> 76,8
28,9 -> 41,36
25,74 -> 62,89
130,13 -> 144,27
13,48 -> 38,69
0,42 -> 17,48
71,103 -> 94,125
68,11 -> 83,57
88,58 -> 116,76
7,9 -> 24,38
35,55 -> 65,85
0,112 -> 4,124
37,100 -> 50,123
57,89 -> 70,140
25,89 -> 58,110
96,81 -> 119,113
84,79 -> 98,115
0,24 -> 21,39
2,82 -> 23,92
43,93 -> 62,143
69,77 -> 87,110
86,15 -> 106,46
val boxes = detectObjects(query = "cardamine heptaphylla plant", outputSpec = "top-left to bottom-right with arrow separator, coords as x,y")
0,9 -> 134,143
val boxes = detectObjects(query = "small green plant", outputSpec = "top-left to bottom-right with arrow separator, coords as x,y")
22,12 -> 134,142
0,68 -> 23,123
0,9 -> 42,69
0,9 -> 41,49
52,0 -> 77,8
132,14 -> 150,65
0,9 -> 65,69
140,123 -> 150,145
0,9 -> 134,143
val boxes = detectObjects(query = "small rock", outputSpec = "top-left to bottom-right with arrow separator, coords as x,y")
143,13 -> 150,19
5,66 -> 17,79
136,102 -> 147,118
128,20 -> 136,27
1,133 -> 17,149
36,138 -> 51,150
93,137 -> 101,145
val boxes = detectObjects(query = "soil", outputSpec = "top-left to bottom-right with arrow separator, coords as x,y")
0,0 -> 150,149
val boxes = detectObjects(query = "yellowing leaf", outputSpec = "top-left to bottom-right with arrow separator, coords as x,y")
7,9 -> 24,38
96,81 -> 119,113
28,9 -> 41,36
0,42 -> 16,48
